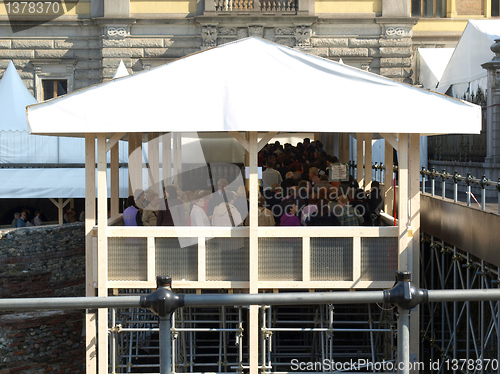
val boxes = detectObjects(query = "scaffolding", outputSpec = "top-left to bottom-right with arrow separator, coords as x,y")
420,234 -> 500,374
108,293 -> 397,373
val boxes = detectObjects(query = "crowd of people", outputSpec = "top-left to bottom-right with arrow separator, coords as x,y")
123,138 -> 384,228
11,209 -> 44,228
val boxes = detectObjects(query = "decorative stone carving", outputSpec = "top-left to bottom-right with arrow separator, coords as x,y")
491,39 -> 500,61
106,26 -> 129,39
237,28 -> 248,39
294,26 -> 312,47
248,26 -> 264,38
219,28 -> 237,36
275,27 -> 294,36
202,25 -> 218,47
384,25 -> 412,39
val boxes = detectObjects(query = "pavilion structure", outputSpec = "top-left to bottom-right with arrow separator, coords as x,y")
27,38 -> 481,374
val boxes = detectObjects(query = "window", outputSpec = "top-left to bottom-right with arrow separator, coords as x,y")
493,0 -> 499,16
42,79 -> 67,100
411,0 -> 446,17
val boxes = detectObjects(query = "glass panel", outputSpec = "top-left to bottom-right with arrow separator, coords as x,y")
108,237 -> 147,281
493,0 -> 499,17
56,80 -> 67,96
360,237 -> 398,281
156,238 -> 198,281
206,238 -> 249,281
423,0 -> 434,17
259,238 -> 302,281
411,0 -> 422,16
42,80 -> 54,101
310,238 -> 353,281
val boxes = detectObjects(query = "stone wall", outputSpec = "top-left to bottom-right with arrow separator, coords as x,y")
0,223 -> 86,374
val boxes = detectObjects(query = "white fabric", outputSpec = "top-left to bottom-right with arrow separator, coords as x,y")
0,61 -> 37,132
437,20 -> 500,97
113,60 -> 130,79
418,48 -> 454,90
0,168 -> 130,198
28,37 -> 481,136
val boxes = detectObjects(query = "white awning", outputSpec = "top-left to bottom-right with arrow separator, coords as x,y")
28,37 -> 481,136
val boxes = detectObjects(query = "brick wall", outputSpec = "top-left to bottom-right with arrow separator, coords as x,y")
0,223 -> 86,374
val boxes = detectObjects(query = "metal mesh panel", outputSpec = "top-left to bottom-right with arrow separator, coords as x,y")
258,238 -> 302,281
206,238 -> 249,281
156,238 -> 198,281
360,237 -> 398,281
310,238 -> 353,281
108,238 -> 147,281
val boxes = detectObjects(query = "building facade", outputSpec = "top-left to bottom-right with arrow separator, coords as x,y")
0,0 -> 494,99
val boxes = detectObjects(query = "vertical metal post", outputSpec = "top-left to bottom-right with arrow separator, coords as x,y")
481,175 -> 487,211
431,168 -> 435,196
453,171 -> 458,203
481,260 -> 485,374
453,247 -> 457,374
467,173 -> 472,207
111,308 -> 116,374
466,253 -> 471,365
442,169 -> 446,199
497,179 -> 500,215
160,316 -> 173,374
421,167 -> 426,194
398,308 -> 411,374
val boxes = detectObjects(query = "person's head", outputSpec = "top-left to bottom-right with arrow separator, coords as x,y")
21,210 -> 28,219
126,196 -> 136,208
316,199 -> 330,216
309,167 -> 319,177
338,195 -> 349,207
285,171 -> 294,180
289,163 -> 297,173
371,181 -> 380,190
224,190 -> 236,204
35,210 -> 41,217
165,185 -> 178,199
258,195 -> 266,207
14,212 -> 20,219
236,185 -> 247,198
266,160 -> 274,169
285,202 -> 297,215
217,178 -> 228,192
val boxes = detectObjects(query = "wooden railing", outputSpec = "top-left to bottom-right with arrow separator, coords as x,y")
99,226 -> 399,290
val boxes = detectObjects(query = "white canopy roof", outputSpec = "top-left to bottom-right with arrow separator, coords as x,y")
28,37 -> 481,136
436,19 -> 500,97
418,48 -> 454,90
0,60 -> 37,132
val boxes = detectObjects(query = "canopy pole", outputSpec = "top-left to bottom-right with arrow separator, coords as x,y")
110,140 -> 119,218
356,133 -> 364,188
84,133 -> 97,374
365,133 -> 372,190
384,140 -> 394,216
249,131 -> 259,374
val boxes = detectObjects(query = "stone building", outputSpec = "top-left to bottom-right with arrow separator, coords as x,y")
0,0 -> 494,99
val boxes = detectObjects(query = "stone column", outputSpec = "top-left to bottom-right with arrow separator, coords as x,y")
482,40 -> 500,166
482,40 -> 500,184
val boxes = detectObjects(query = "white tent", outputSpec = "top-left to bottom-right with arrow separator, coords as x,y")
113,60 -> 130,79
436,19 -> 500,98
28,37 -> 481,136
418,48 -> 454,90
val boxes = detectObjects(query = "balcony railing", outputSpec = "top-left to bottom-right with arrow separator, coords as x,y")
211,0 -> 298,12
101,226 -> 398,289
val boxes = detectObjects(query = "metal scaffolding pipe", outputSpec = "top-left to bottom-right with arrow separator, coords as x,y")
0,296 -> 141,311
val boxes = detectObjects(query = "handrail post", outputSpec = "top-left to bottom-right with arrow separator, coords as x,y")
421,167 -> 426,194
452,171 -> 458,203
441,169 -> 446,200
431,167 -> 435,196
480,175 -> 487,211
497,178 -> 500,215
466,173 -> 472,207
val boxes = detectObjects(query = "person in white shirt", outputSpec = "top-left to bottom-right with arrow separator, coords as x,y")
190,197 -> 211,226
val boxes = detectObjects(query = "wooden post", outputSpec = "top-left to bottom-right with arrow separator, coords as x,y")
110,141 -> 119,217
129,133 -> 143,197
96,134 -> 108,374
397,134 -> 409,272
384,141 -> 394,216
162,133 -> 172,186
365,133 -> 372,190
249,131 -> 259,374
85,133 -> 97,374
148,133 -> 160,193
356,133 -> 364,188
128,132 -> 135,195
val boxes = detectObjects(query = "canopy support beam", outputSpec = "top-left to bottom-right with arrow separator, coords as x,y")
49,197 -> 71,225
381,133 -> 399,152
106,132 -> 126,153
229,131 -> 249,152
258,131 -> 278,151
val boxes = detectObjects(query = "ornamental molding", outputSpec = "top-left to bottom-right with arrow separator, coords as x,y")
201,25 -> 218,47
248,26 -> 264,38
294,25 -> 312,47
105,25 -> 131,39
275,27 -> 294,36
383,25 -> 412,39
219,27 -> 237,36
